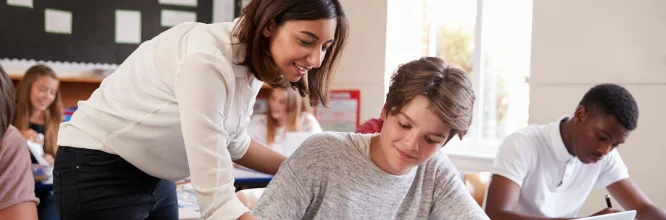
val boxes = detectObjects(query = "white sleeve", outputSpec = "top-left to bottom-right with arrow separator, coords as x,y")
491,133 -> 535,187
228,117 -> 252,161
300,113 -> 322,133
174,52 -> 249,220
596,150 -> 630,188
247,115 -> 268,145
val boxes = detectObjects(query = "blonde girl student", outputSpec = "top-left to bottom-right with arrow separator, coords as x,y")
248,87 -> 322,155
13,64 -> 63,166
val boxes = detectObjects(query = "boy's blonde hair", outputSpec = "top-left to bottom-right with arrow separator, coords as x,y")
385,57 -> 475,142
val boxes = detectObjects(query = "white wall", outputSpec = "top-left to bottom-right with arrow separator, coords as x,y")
212,0 -> 234,23
530,0 -> 666,216
332,0 -> 389,122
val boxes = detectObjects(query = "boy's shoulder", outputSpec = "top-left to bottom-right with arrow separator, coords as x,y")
292,132 -> 356,156
284,131 -> 360,174
1,125 -> 25,152
498,124 -> 550,154
423,151 -> 458,177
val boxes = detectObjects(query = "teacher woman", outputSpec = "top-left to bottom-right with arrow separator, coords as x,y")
53,0 -> 348,219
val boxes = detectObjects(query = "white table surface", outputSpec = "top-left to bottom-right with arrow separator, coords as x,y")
178,168 -> 273,220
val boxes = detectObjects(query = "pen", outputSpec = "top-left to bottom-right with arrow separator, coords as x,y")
605,194 -> 612,208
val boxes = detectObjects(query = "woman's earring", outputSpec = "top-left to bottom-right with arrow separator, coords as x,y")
263,26 -> 271,37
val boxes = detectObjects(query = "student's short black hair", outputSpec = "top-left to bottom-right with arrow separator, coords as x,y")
578,83 -> 638,130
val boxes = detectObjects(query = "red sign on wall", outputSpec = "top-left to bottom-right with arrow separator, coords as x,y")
314,90 -> 361,132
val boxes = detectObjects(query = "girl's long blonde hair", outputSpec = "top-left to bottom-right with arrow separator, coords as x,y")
266,88 -> 302,145
13,65 -> 63,156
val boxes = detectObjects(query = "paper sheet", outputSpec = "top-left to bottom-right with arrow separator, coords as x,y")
115,10 -> 141,44
45,9 -> 72,34
7,0 -> 33,8
161,9 -> 197,27
158,0 -> 197,7
26,140 -> 50,166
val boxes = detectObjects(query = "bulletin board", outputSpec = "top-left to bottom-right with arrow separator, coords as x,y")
0,0 -> 213,65
315,90 -> 361,132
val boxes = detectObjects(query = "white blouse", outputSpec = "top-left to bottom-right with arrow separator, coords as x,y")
58,21 -> 258,219
247,112 -> 322,155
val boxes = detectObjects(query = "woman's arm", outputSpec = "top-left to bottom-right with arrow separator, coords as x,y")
0,202 -> 38,220
174,52 -> 250,219
233,138 -> 287,175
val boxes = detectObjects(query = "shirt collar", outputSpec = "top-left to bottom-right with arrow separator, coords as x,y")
549,116 -> 575,162
226,18 -> 249,78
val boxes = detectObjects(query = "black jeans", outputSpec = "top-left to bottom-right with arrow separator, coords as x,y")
53,146 -> 178,220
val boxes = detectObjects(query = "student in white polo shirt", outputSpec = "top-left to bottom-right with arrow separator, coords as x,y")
485,84 -> 666,220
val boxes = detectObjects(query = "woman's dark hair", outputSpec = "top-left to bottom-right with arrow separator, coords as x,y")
233,0 -> 349,107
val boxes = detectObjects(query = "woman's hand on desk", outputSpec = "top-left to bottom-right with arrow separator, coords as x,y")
20,129 -> 43,144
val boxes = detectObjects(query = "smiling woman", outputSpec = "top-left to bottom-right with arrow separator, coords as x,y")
53,0 -> 349,219
234,0 -> 348,106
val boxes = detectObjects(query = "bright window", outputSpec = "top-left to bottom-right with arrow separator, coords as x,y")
389,0 -> 533,152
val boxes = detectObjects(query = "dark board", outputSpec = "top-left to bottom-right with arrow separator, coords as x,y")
0,0 -> 213,64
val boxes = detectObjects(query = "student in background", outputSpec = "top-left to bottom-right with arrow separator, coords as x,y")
356,105 -> 384,134
254,57 -> 488,219
248,88 -> 322,155
13,64 -> 61,220
356,117 -> 383,134
0,65 -> 39,220
485,84 -> 666,219
13,64 -> 63,166
54,0 -> 349,219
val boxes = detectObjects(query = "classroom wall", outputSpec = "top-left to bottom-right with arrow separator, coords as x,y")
331,0 -> 389,122
529,0 -> 666,216
212,0 -> 234,23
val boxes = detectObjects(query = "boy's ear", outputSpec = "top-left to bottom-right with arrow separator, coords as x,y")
380,105 -> 388,121
573,105 -> 587,125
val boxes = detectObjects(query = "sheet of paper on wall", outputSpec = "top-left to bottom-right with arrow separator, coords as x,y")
161,10 -> 197,27
45,9 -> 72,34
115,10 -> 141,44
158,0 -> 197,7
7,0 -> 33,8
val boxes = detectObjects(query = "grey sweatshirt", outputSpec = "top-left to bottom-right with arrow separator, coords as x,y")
254,132 -> 489,220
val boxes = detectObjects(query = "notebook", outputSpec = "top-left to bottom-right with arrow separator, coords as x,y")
577,210 -> 636,220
